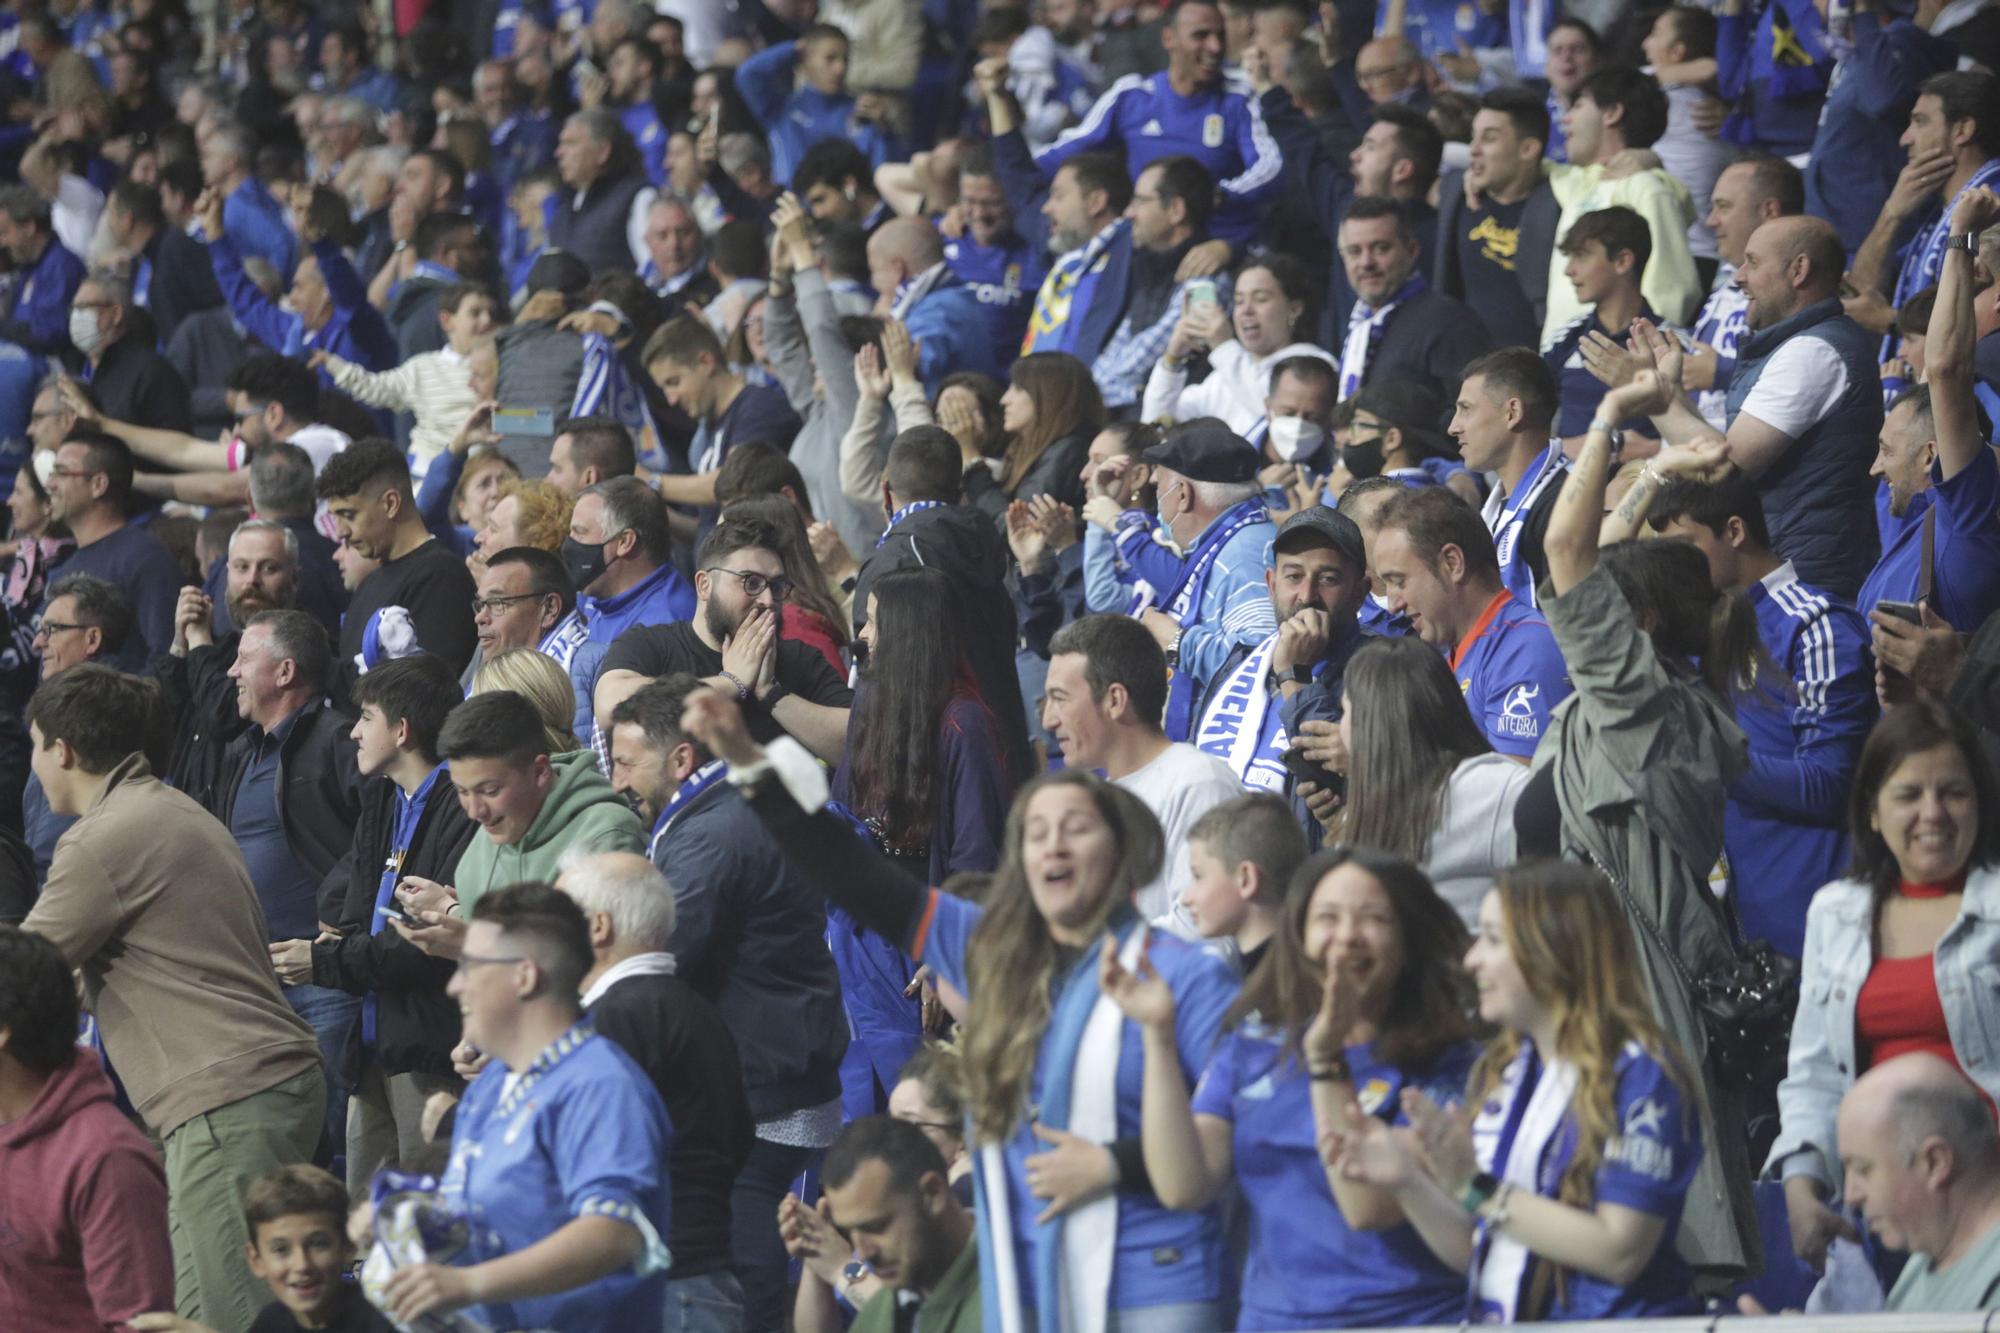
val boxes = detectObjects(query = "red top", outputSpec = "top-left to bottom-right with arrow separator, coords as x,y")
780,606 -> 847,676
1856,952 -> 1958,1073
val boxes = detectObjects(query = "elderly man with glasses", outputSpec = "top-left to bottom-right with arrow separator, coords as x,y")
466,545 -> 603,746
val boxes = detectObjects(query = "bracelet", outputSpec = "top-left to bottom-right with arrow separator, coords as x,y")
1307,1055 -> 1352,1082
1947,232 -> 1979,253
1588,418 -> 1616,437
1459,1170 -> 1501,1214
717,670 -> 750,701
1641,462 -> 1667,490
759,682 -> 791,709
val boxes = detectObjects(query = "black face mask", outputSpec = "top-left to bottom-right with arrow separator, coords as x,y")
561,537 -> 607,592
1343,431 -> 1388,480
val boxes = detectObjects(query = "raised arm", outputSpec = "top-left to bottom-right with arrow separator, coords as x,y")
1546,375 -> 1668,594
1926,185 -> 1996,480
1097,938 -> 1236,1210
680,690 -> 930,949
734,41 -> 801,129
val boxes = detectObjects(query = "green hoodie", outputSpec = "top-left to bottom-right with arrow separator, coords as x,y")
454,750 -> 645,911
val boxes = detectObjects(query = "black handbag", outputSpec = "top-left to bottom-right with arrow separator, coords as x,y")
1588,850 -> 1800,1097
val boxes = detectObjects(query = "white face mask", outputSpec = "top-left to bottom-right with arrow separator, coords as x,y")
67,308 -> 104,356
1267,416 -> 1325,463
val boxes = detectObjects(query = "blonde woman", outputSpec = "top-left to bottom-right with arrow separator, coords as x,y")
470,648 -> 580,754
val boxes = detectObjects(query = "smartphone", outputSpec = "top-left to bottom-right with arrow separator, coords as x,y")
1185,278 -> 1219,312
492,405 -> 556,438
1282,747 -> 1345,798
380,903 -> 413,926
1878,600 -> 1922,626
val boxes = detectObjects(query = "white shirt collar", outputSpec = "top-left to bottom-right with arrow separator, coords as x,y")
580,950 -> 678,1007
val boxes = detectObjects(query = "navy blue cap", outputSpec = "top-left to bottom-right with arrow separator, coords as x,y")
1141,424 -> 1261,484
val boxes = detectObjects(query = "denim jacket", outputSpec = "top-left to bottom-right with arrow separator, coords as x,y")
1764,867 -> 2000,1189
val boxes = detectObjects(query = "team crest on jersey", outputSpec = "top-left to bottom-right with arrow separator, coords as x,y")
1356,1077 -> 1392,1115
1005,262 -> 1021,289
1202,114 -> 1224,147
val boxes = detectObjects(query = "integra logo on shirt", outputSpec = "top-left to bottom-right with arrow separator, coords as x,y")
1497,682 -> 1542,737
1605,1097 -> 1675,1180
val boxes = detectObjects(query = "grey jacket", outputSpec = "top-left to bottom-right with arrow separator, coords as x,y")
1535,563 -> 1759,1279
764,268 -> 888,556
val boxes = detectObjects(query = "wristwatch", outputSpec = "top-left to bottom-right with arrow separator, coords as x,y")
1947,232 -> 1980,253
1288,664 -> 1314,686
758,682 -> 792,710
1163,631 -> 1183,670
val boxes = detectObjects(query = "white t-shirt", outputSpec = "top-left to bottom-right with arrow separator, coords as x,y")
1115,742 -> 1245,933
1738,336 -> 1851,440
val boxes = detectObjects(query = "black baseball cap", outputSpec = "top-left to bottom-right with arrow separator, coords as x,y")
1141,424 -> 1261,484
1274,505 -> 1366,567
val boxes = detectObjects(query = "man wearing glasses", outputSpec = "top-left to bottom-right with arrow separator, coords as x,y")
22,573 -> 130,884
39,429 -> 182,662
595,513 -> 853,765
467,545 -> 604,745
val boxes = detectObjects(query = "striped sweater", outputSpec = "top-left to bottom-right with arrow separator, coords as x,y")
327,345 -> 478,467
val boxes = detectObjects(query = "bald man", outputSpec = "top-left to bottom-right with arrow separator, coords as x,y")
1602,212 -> 1883,596
1837,1054 -> 2000,1311
1355,35 -> 1428,109
865,216 -> 998,392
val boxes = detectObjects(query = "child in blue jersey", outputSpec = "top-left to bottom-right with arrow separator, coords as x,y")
1101,845 -> 1485,1329
677,690 -> 1244,1332
1330,863 -> 1706,1322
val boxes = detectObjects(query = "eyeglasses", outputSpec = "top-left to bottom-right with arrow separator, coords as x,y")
45,466 -> 101,480
471,592 -> 545,617
705,566 -> 791,601
455,952 -> 526,974
894,1115 -> 961,1134
233,402 -> 269,424
32,619 -> 85,641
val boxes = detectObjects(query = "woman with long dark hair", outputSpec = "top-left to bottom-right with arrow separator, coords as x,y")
967,351 -> 1105,523
1331,637 -> 1528,925
1522,372 -> 1765,1275
834,567 -> 1011,884
1099,846 -> 1482,1328
679,687 -> 1242,1332
1332,862 -> 1709,1321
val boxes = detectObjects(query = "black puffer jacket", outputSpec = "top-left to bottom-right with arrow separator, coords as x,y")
212,699 -> 366,924
311,772 -> 478,1081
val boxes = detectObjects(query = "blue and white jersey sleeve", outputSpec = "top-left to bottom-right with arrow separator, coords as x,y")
552,1052 -> 674,1251
1033,75 -> 1144,179
1212,79 -> 1284,241
1594,1047 -> 1703,1217
912,888 -> 982,1000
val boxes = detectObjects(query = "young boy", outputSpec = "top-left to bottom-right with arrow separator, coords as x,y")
732,24 -> 896,187
1543,205 -> 1665,446
138,1165 -> 393,1332
317,286 -> 496,476
1177,793 -> 1307,975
